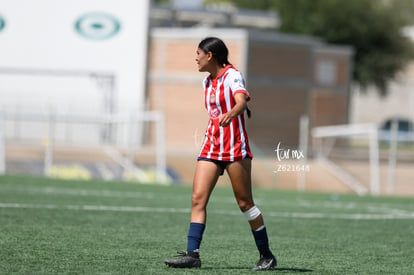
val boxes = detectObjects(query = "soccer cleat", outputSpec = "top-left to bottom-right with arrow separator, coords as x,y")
252,254 -> 277,271
164,251 -> 201,268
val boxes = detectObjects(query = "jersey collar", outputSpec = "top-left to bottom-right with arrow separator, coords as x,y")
210,64 -> 234,80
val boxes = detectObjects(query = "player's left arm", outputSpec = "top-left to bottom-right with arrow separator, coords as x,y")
219,92 -> 248,127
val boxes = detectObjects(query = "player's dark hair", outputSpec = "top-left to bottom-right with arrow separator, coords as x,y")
198,37 -> 230,67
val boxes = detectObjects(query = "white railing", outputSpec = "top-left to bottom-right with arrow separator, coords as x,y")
0,112 -> 5,175
0,110 -> 167,183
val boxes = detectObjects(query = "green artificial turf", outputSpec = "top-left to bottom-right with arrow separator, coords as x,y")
0,175 -> 413,274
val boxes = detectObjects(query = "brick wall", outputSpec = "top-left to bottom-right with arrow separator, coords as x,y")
148,29 -> 353,153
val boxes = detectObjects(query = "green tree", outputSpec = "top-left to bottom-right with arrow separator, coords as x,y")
205,0 -> 414,95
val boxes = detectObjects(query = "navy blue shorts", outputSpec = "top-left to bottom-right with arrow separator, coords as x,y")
197,156 -> 252,176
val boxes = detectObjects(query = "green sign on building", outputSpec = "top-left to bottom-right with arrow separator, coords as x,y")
0,16 -> 6,32
75,12 -> 121,40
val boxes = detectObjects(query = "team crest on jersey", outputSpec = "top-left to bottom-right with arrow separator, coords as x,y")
210,93 -> 216,104
210,88 -> 217,104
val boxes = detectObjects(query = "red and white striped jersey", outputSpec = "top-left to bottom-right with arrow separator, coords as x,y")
199,64 -> 253,161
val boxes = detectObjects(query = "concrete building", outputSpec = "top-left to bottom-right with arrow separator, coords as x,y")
350,26 -> 414,133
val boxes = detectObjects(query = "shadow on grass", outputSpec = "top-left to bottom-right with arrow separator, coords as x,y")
202,266 -> 313,272
273,267 -> 313,272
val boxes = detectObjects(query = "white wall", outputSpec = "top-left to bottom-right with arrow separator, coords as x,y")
0,0 -> 150,144
350,65 -> 414,128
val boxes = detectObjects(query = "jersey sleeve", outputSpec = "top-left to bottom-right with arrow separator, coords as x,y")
228,71 -> 251,101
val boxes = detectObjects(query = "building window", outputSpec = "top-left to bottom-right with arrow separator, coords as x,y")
316,59 -> 337,86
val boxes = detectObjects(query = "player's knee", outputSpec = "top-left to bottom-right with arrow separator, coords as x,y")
242,205 -> 261,221
191,192 -> 207,209
237,199 -> 254,213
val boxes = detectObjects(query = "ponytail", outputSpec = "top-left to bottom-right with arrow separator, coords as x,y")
222,58 -> 231,67
246,105 -> 251,118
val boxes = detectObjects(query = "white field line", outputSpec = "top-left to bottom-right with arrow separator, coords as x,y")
0,185 -> 236,204
1,202 -> 414,220
1,185 -> 408,212
2,185 -> 414,217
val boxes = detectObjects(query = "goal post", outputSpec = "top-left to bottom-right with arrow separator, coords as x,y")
311,123 -> 380,195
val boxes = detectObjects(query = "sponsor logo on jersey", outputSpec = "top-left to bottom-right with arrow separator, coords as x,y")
209,107 -> 220,119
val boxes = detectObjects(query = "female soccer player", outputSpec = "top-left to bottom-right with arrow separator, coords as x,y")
164,37 -> 276,271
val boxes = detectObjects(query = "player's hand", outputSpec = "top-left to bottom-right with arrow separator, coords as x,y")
219,113 -> 233,127
218,93 -> 247,127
